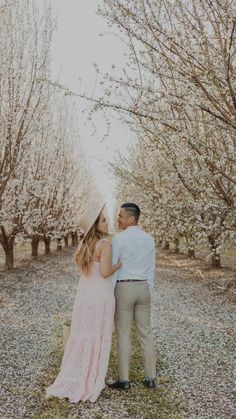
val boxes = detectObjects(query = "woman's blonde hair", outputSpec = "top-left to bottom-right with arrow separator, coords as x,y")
74,215 -> 104,275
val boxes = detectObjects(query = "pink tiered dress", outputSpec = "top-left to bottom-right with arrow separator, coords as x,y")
45,239 -> 115,403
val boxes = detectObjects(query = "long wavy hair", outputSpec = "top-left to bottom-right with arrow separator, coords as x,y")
74,215 -> 104,276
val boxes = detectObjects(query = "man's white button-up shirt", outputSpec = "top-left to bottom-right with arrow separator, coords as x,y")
111,226 -> 156,289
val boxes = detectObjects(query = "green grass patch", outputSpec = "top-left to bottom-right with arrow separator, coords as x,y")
28,323 -> 183,418
104,328 -> 183,418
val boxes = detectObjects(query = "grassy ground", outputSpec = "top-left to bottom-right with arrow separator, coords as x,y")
2,248 -> 234,417
29,322 -> 183,418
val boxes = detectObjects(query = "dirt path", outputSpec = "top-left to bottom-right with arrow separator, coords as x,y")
0,249 -> 235,418
153,251 -> 236,418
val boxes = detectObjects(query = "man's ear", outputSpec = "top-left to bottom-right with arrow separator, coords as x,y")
130,215 -> 136,224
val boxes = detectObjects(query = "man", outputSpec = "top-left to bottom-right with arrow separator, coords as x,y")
108,202 -> 156,390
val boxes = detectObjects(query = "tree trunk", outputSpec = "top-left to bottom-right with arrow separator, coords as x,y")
71,232 -> 77,246
64,235 -> 69,248
211,246 -> 221,268
75,231 -> 78,245
0,227 -> 15,269
57,238 -> 62,251
31,234 -> 39,259
208,237 -> 221,268
211,252 -> 221,268
187,248 -> 195,259
43,235 -> 51,254
173,237 -> 180,253
5,245 -> 14,269
163,241 -> 170,250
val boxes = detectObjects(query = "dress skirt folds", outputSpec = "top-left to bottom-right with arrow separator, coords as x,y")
45,260 -> 115,403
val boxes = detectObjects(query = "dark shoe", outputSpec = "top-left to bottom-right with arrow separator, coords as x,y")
143,378 -> 156,388
107,380 -> 131,390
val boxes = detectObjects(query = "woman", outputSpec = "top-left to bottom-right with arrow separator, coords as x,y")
45,203 -> 121,403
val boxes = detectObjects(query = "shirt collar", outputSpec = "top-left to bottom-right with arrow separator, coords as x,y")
126,225 -> 140,230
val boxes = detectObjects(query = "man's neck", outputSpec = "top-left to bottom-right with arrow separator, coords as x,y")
126,225 -> 139,229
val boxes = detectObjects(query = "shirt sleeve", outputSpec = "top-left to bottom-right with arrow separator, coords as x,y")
147,240 -> 156,289
111,235 -> 121,288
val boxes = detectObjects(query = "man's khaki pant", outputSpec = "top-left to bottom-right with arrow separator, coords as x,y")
114,281 -> 156,381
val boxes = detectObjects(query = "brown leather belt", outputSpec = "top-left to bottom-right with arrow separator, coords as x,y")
116,279 -> 147,283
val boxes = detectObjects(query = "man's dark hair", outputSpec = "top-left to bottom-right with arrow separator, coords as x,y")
121,202 -> 141,222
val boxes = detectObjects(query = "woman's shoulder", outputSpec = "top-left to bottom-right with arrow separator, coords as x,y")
95,237 -> 111,249
99,237 -> 112,246
100,234 -> 112,242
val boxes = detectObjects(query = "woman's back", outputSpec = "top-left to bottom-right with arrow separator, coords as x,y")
77,238 -> 114,298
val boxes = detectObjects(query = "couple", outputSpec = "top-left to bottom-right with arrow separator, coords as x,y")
45,202 -> 156,403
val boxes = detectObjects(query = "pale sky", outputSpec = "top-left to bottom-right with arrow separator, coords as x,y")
50,0 -> 134,221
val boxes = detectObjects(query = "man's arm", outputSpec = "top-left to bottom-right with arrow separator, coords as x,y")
111,235 -> 121,288
147,240 -> 156,289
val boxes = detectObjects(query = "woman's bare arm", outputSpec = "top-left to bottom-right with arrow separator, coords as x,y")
99,240 -> 121,278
